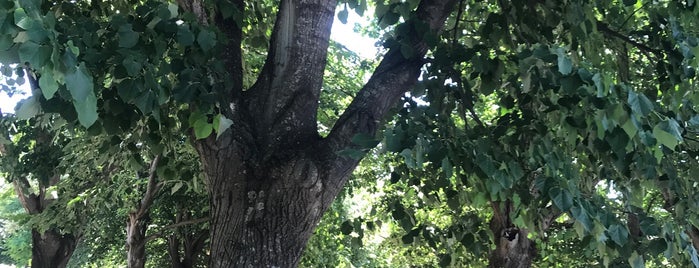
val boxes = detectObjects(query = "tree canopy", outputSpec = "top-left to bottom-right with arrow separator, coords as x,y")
1,0 -> 699,267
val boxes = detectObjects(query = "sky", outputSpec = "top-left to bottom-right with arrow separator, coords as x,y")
0,78 -> 29,114
0,8 -> 378,115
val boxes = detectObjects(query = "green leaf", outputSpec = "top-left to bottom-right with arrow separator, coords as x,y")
627,90 -> 653,117
38,70 -> 58,99
548,187 -> 573,211
593,73 -> 605,97
65,63 -> 94,103
441,157 -> 453,178
171,182 -> 183,194
16,96 -> 39,119
571,206 -> 592,232
167,3 -> 179,18
177,25 -> 195,46
337,8 -> 348,24
400,148 -> 415,169
133,90 -> 155,115
628,251 -> 644,268
122,57 -> 142,77
192,117 -> 213,139
340,220 -> 353,235
73,92 -> 98,127
215,114 -> 234,139
647,238 -> 667,255
118,24 -> 139,48
379,12 -> 399,28
652,119 -> 683,150
438,254 -> 452,267
18,41 -> 50,67
607,224 -> 629,246
13,8 -> 35,30
556,48 -> 573,75
196,29 -> 216,52
65,63 -> 97,128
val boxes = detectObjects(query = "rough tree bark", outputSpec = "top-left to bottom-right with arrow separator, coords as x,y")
177,0 -> 458,266
29,229 -> 76,268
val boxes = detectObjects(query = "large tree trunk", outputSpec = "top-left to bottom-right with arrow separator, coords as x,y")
30,229 -> 76,268
182,0 -> 458,266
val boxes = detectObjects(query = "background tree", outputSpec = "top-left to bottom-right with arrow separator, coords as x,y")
0,113 -> 80,268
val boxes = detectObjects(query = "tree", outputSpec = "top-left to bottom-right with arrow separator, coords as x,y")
0,114 -> 79,268
2,0 -> 699,267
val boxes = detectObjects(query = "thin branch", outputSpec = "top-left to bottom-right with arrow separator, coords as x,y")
146,217 -> 210,242
619,2 -> 651,29
451,0 -> 466,47
596,21 -> 662,55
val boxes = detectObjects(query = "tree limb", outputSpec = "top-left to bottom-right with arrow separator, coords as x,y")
243,0 -> 337,157
324,0 -> 458,186
13,178 -> 40,214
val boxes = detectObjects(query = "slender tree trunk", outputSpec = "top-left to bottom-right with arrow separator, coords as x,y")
30,229 -> 76,268
126,156 -> 161,268
126,213 -> 149,268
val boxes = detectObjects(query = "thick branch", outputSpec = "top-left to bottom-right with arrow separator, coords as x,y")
324,0 -> 458,185
244,0 -> 337,156
13,178 -> 41,214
